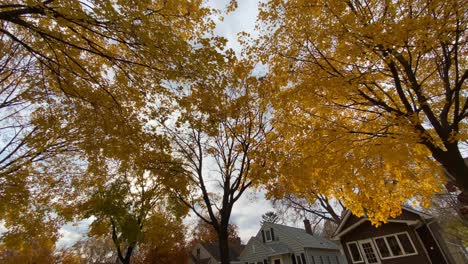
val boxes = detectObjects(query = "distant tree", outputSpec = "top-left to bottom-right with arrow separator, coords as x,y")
0,213 -> 58,264
68,124 -> 189,264
261,211 -> 280,224
132,213 -> 189,264
320,219 -> 339,239
158,58 -> 269,264
425,186 -> 468,247
57,236 -> 117,264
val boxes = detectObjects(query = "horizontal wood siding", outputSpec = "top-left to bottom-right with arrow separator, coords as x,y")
306,248 -> 348,264
240,238 -> 271,263
263,223 -> 310,256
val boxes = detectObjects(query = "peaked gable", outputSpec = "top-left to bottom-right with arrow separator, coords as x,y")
257,222 -> 338,250
332,206 -> 433,239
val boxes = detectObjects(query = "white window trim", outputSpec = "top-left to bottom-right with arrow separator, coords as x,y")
265,229 -> 273,242
358,239 -> 381,264
372,231 -> 418,260
346,241 -> 364,263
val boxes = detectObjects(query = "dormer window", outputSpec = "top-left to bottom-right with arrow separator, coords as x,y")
261,227 -> 276,243
265,229 -> 272,241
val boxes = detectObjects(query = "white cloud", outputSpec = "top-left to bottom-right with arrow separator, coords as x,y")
231,189 -> 273,243
209,0 -> 261,54
56,218 -> 94,249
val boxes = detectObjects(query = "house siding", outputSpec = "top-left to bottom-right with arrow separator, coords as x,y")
262,223 -> 306,253
340,222 -> 430,264
306,248 -> 347,264
240,238 -> 271,263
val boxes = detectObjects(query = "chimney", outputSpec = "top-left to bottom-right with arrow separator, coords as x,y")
304,219 -> 313,235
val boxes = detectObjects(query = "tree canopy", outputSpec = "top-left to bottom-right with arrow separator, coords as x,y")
253,0 -> 467,223
1,0 -> 466,261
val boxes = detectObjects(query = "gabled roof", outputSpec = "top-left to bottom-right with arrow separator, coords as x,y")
265,222 -> 338,250
244,236 -> 292,256
191,254 -> 211,264
332,206 -> 433,240
201,242 -> 242,262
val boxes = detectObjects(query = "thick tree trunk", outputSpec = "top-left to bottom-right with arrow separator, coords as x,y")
218,225 -> 231,264
434,144 -> 468,193
431,144 -> 468,220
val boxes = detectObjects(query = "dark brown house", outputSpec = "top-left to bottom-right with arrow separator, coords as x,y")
332,207 -> 467,264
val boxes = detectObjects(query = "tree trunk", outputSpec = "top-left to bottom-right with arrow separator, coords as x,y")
119,245 -> 135,264
435,144 -> 468,193
218,225 -> 230,264
432,145 -> 468,220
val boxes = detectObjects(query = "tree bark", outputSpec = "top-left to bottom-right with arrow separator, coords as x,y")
122,245 -> 135,264
431,143 -> 468,194
218,226 -> 230,264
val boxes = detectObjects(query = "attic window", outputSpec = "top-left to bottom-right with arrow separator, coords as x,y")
265,229 -> 272,241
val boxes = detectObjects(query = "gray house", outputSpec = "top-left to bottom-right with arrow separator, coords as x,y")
190,239 -> 244,264
240,221 -> 347,264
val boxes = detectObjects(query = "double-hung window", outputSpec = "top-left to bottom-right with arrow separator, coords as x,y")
373,232 -> 417,259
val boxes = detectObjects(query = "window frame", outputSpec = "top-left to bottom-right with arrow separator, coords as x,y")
346,242 -> 364,264
372,231 -> 418,260
265,229 -> 273,242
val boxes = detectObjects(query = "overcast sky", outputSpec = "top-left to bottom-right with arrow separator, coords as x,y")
57,0 -> 284,248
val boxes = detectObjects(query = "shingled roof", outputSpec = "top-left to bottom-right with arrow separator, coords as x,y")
267,223 -> 339,250
200,241 -> 244,262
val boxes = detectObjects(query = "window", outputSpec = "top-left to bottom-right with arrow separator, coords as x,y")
372,232 -> 418,260
358,240 -> 379,264
374,238 -> 391,258
397,233 -> 416,254
346,242 -> 364,263
265,229 -> 272,241
387,236 -> 403,256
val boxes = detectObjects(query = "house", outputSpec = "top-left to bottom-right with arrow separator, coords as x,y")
332,206 -> 468,264
239,221 -> 347,264
190,238 -> 244,264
